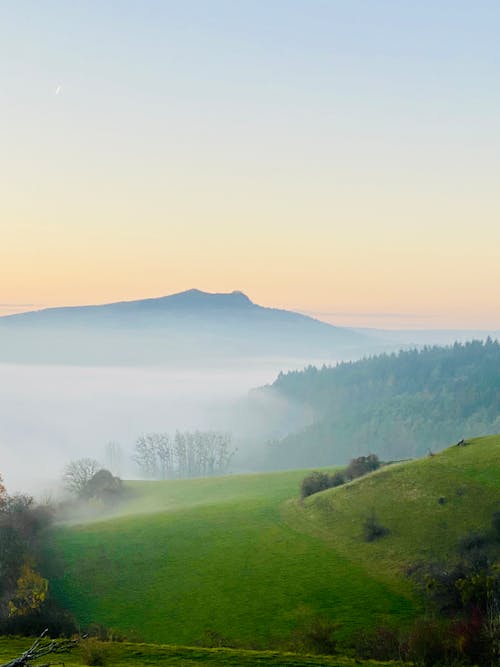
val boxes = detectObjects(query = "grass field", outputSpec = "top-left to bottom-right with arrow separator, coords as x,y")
45,435 -> 500,651
0,636 -> 402,667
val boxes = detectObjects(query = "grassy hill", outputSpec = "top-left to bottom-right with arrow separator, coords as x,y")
46,436 -> 500,651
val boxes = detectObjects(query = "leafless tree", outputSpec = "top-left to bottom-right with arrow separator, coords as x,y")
104,440 -> 123,476
62,458 -> 100,497
134,431 -> 234,479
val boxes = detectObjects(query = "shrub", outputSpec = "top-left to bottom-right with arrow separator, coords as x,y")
345,454 -> 380,480
0,599 -> 76,637
404,618 -> 448,667
85,469 -> 123,503
329,471 -> 345,487
85,622 -> 128,642
301,472 -> 331,499
80,638 -> 109,666
290,616 -> 339,654
458,530 -> 487,554
351,625 -> 401,661
363,513 -> 389,542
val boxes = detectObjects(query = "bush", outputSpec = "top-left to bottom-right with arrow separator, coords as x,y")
301,472 -> 331,499
404,618 -> 448,667
329,471 -> 345,487
0,601 -> 77,637
85,622 -> 129,642
458,530 -> 487,554
345,454 -> 380,480
300,455 -> 381,499
290,616 -> 339,654
80,638 -> 109,666
363,513 -> 389,542
351,625 -> 401,661
85,469 -> 123,503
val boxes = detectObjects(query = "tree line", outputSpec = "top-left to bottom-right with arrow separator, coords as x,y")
133,430 -> 235,479
266,339 -> 500,467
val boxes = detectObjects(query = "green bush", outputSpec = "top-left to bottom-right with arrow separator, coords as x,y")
300,472 -> 331,498
345,454 -> 380,480
80,638 -> 109,666
363,513 -> 389,542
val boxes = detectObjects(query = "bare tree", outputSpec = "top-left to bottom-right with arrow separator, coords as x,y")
104,440 -> 123,476
62,458 -> 100,497
134,431 -> 234,479
134,435 -> 159,478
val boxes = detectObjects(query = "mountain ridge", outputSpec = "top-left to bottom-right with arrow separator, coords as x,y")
0,289 -> 378,365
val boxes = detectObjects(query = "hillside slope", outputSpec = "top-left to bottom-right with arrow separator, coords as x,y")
290,435 -> 500,589
45,435 -> 500,650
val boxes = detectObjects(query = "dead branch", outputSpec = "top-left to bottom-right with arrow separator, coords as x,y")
1,630 -> 79,667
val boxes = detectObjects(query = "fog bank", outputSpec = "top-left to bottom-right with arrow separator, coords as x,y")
0,360 -> 312,494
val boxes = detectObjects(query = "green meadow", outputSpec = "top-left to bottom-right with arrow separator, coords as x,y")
46,436 -> 500,651
0,636 -> 398,667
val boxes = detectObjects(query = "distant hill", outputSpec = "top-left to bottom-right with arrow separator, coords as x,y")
0,289 -> 383,365
46,435 -> 500,649
261,339 -> 500,467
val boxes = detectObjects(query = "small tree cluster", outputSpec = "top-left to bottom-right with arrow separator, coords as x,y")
301,454 -> 381,499
63,460 -> 122,503
404,513 -> 500,666
62,459 -> 100,497
134,431 -> 234,479
345,454 -> 380,480
301,471 -> 344,499
0,475 -> 66,635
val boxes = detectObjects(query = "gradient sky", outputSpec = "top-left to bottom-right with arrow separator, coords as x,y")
1,1 -> 499,328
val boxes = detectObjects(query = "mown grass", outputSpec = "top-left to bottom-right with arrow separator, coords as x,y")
0,636 -> 401,667
45,436 -> 499,651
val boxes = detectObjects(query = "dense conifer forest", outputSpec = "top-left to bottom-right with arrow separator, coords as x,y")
266,339 -> 500,467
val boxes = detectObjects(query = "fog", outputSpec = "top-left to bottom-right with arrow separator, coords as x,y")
0,360 -> 313,495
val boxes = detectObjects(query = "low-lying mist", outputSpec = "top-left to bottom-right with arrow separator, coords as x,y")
0,360 -> 312,495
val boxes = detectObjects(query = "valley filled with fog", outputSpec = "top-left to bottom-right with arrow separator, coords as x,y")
0,359 -> 313,493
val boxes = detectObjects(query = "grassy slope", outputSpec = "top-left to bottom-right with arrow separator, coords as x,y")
0,637 -> 397,667
47,436 -> 499,649
292,435 -> 500,589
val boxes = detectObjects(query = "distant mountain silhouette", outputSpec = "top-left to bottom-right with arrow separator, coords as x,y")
0,289 -> 385,365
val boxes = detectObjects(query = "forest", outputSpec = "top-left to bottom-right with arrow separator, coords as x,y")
265,339 -> 500,468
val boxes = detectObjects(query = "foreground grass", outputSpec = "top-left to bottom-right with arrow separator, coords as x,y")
0,637 -> 402,667
48,469 -> 411,647
45,436 -> 499,650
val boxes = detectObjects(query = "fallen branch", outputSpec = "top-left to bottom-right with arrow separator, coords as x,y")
1,630 -> 79,667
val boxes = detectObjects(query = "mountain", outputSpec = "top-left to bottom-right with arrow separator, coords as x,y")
261,339 -> 500,467
0,289 -> 384,365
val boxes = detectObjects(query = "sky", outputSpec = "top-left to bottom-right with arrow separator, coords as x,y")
1,1 -> 499,329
